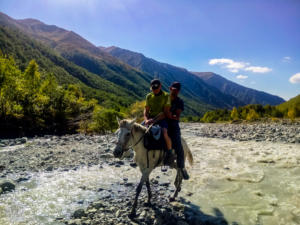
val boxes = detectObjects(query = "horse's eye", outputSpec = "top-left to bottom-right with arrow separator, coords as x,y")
126,133 -> 130,137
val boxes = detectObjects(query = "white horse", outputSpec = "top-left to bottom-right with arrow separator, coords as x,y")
113,118 -> 193,218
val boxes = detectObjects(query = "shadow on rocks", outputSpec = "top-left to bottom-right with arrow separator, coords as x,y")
179,197 -> 239,225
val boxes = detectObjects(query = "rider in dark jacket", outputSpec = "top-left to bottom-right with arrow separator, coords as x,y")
168,82 -> 189,180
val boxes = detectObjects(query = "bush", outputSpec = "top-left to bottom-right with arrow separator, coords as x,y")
88,106 -> 124,134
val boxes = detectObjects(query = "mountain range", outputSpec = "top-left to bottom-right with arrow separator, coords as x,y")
192,72 -> 285,106
0,12 -> 285,116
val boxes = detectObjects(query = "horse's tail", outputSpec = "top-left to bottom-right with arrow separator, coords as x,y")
182,138 -> 193,166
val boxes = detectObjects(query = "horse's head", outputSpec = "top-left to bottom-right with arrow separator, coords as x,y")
113,117 -> 136,159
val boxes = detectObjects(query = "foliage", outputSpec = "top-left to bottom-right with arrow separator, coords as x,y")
0,26 -> 137,110
125,100 -> 146,123
0,54 -> 121,136
230,107 -> 239,121
87,106 -> 124,134
197,98 -> 300,123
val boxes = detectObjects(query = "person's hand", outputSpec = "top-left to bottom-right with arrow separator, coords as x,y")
145,119 -> 154,125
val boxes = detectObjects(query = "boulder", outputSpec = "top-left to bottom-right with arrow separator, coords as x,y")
0,181 -> 15,194
73,209 -> 86,219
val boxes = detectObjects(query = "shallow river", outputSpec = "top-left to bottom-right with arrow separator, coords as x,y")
0,125 -> 300,225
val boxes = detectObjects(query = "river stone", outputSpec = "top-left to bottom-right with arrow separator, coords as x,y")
73,209 -> 86,219
68,219 -> 82,225
87,208 -> 97,214
92,201 -> 105,209
0,181 -> 15,194
100,153 -> 113,159
46,166 -> 53,171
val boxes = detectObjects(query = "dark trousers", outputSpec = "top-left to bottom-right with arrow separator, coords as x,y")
168,120 -> 184,169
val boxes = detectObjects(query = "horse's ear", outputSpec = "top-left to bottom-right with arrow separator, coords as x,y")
129,118 -> 137,126
116,116 -> 121,125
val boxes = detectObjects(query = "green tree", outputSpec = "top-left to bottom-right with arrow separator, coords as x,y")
246,109 -> 260,121
88,106 -> 124,133
231,107 -> 239,120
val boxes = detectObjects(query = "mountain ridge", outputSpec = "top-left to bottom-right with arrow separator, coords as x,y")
103,46 -> 285,106
102,46 -> 244,111
192,72 -> 285,105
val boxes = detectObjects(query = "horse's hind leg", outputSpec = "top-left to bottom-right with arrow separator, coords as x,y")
170,169 -> 182,202
145,178 -> 152,206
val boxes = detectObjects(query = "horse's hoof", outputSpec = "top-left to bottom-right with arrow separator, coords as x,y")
128,212 -> 136,220
169,197 -> 175,202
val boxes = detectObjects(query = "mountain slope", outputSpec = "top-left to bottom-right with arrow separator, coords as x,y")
102,46 -> 244,113
277,94 -> 300,113
0,12 -> 241,116
192,72 -> 285,106
0,26 -> 139,108
0,12 -> 152,99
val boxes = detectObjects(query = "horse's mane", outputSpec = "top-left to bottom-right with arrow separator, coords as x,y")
119,119 -> 147,133
133,123 -> 147,133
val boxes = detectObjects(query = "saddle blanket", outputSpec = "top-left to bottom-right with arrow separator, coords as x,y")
144,125 -> 166,151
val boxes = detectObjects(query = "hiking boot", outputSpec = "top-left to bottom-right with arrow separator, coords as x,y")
181,168 -> 190,180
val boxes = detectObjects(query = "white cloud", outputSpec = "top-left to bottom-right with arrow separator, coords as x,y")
282,56 -> 291,62
236,75 -> 248,79
209,58 -> 234,65
208,58 -> 248,73
289,73 -> 300,84
244,66 -> 272,73
209,58 -> 271,74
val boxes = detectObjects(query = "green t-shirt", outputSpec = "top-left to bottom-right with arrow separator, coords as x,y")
145,91 -> 171,118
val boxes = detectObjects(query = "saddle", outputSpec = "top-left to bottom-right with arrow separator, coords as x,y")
144,125 -> 167,151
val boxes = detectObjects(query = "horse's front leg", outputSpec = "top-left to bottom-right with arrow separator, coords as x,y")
129,174 -> 147,219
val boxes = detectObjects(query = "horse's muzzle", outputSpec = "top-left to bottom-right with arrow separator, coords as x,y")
113,145 -> 123,158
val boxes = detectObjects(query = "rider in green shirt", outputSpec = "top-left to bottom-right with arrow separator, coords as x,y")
144,79 -> 174,164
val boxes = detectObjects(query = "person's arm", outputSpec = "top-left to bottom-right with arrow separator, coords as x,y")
164,94 -> 172,119
164,105 -> 172,119
144,106 -> 153,125
172,99 -> 184,120
172,109 -> 182,120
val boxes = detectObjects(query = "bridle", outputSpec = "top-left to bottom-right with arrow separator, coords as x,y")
115,112 -> 162,157
115,123 -> 154,155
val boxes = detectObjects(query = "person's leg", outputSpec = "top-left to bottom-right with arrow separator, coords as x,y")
171,123 -> 184,168
172,122 -> 189,180
158,120 -> 172,151
163,128 -> 172,150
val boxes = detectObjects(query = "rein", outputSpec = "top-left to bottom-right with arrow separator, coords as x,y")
127,123 -> 153,149
125,112 -> 163,150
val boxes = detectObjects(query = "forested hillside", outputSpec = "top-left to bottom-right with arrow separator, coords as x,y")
0,26 -> 139,109
199,95 -> 300,123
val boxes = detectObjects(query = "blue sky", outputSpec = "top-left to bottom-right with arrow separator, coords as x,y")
1,0 -> 299,100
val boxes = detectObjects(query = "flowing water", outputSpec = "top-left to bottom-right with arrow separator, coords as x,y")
0,125 -> 299,225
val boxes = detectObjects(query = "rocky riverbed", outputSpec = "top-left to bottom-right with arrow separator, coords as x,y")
0,122 -> 299,225
181,121 -> 300,143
